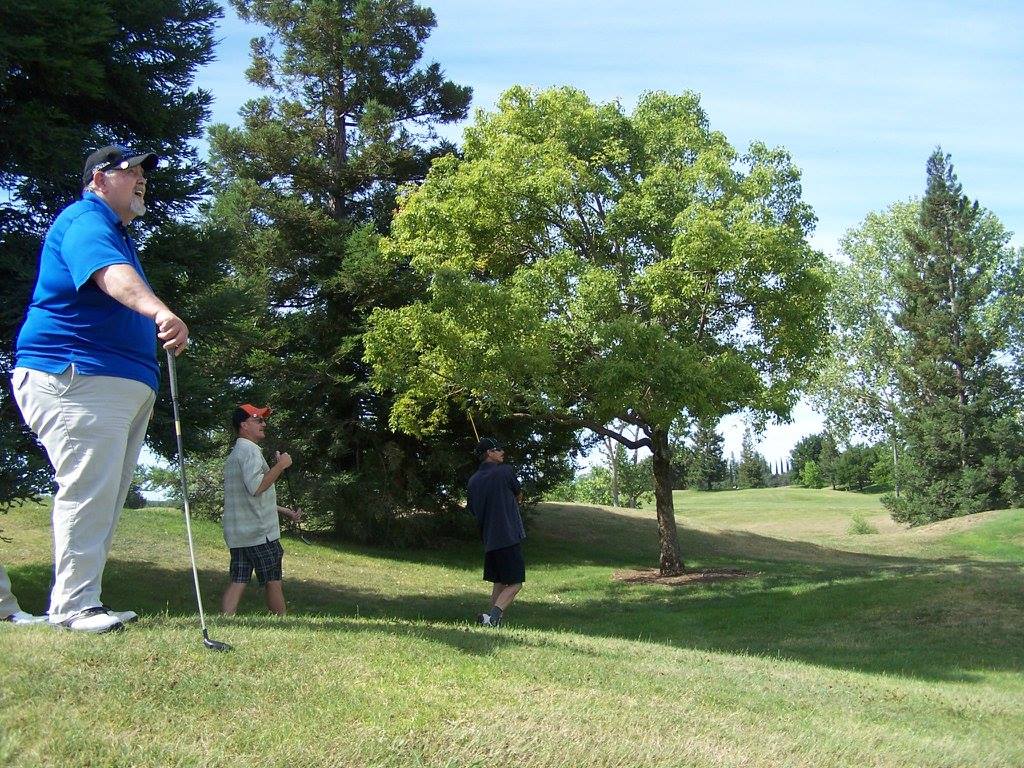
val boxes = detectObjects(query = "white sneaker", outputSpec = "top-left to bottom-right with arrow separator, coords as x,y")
55,607 -> 123,634
103,606 -> 139,624
3,610 -> 48,625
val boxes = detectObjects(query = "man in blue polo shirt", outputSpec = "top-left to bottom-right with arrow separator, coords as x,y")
467,437 -> 525,627
11,145 -> 190,633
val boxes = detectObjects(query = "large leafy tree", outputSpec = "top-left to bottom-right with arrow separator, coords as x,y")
0,0 -> 236,505
208,0 -> 571,540
366,87 -> 830,574
811,203 -> 917,467
885,150 -> 1024,524
789,433 -> 823,481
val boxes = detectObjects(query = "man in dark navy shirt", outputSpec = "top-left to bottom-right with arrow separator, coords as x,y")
467,437 -> 525,627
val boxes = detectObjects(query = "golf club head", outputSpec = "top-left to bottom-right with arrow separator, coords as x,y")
203,630 -> 232,652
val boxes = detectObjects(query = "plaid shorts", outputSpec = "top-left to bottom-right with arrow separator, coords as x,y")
229,539 -> 284,585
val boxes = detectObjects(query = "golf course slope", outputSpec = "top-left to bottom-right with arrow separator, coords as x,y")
2,488 -> 1022,767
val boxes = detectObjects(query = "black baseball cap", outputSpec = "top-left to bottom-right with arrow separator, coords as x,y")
82,145 -> 158,186
475,437 -> 505,456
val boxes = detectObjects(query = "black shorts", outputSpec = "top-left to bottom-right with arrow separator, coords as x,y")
229,539 -> 284,585
483,543 -> 525,585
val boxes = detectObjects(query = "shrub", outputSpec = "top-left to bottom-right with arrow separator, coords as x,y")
847,514 -> 878,535
800,460 -> 824,488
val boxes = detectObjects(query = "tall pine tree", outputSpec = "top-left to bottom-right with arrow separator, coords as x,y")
208,1 -> 576,539
686,417 -> 726,491
737,428 -> 769,489
885,150 -> 1024,525
0,0 -> 237,504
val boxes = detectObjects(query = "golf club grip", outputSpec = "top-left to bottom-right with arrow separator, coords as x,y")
165,348 -> 179,400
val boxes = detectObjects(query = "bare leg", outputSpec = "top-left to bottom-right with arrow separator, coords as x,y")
489,582 -> 503,608
494,583 -> 522,611
221,582 -> 247,615
264,580 -> 286,616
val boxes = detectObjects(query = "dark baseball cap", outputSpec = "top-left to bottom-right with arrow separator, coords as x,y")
82,145 -> 158,186
475,437 -> 505,456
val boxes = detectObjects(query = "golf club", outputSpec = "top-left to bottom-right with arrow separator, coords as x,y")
166,349 -> 232,652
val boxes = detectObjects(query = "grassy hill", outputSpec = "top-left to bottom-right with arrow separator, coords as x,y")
1,489 -> 1022,767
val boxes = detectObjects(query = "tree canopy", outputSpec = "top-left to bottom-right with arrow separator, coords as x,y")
884,150 -> 1024,524
366,86 -> 830,573
0,0 -> 226,505
206,0 -> 583,540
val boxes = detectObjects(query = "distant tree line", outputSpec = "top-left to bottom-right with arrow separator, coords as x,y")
545,424 -> 875,504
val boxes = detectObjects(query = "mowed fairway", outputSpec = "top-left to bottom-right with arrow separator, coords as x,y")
2,488 -> 1022,767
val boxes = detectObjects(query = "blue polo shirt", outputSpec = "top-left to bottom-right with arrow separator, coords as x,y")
15,192 -> 159,392
467,461 -> 525,552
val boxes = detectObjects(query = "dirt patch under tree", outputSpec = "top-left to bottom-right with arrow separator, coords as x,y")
612,567 -> 758,586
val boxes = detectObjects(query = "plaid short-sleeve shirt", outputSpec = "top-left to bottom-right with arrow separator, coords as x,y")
222,438 -> 280,548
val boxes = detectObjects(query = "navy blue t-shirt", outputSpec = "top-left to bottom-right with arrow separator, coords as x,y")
15,192 -> 159,391
467,461 -> 525,552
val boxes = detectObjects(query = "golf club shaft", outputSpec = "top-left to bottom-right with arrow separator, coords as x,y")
166,350 -> 209,634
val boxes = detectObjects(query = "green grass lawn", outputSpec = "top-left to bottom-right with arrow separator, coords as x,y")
2,489 -> 1023,767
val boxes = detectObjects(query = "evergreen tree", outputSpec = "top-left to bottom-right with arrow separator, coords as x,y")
818,433 -> 839,490
737,428 -> 769,489
835,444 -> 878,491
686,417 -> 727,491
666,421 -> 693,490
0,0 -> 231,504
208,1 -> 576,540
885,150 -> 1024,525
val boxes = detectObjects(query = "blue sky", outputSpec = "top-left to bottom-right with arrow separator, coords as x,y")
195,0 -> 1023,462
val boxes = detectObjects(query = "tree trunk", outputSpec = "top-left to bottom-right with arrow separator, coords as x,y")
892,440 -> 900,498
652,428 -> 684,575
606,437 -> 620,507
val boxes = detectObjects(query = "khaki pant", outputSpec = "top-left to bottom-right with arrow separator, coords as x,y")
12,366 -> 155,622
0,565 -> 23,617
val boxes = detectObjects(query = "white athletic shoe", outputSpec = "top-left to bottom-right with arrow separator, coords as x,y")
3,610 -> 48,625
55,607 -> 123,634
102,606 -> 139,624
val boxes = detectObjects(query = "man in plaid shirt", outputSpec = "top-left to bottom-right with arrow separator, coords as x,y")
220,404 -> 301,616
